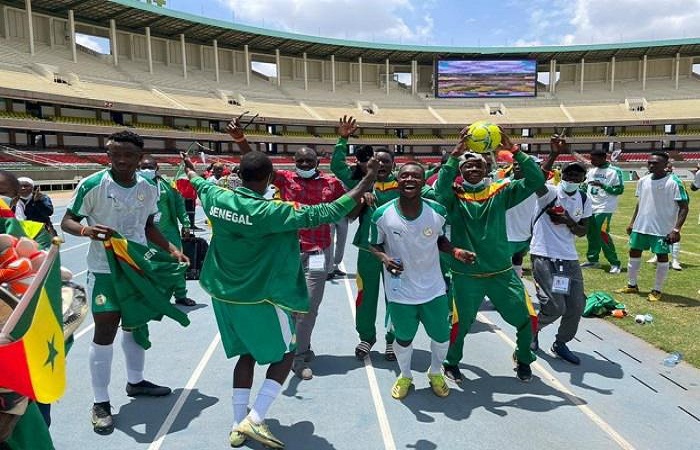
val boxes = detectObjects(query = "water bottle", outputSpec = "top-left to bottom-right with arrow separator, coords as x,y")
389,258 -> 402,292
663,352 -> 682,367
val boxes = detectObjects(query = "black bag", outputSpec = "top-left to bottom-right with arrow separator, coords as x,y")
182,235 -> 208,280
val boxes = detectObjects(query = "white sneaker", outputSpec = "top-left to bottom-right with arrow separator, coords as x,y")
647,255 -> 658,264
609,265 -> 621,274
671,260 -> 682,271
580,261 -> 600,269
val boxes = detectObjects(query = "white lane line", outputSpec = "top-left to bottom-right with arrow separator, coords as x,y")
477,312 -> 636,450
61,241 -> 90,253
74,323 -> 94,340
67,270 -> 94,340
340,262 -> 397,450
147,333 -> 221,450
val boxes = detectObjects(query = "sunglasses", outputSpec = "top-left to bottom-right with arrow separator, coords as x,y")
235,111 -> 259,130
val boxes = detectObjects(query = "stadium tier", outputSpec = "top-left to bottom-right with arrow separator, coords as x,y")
0,0 -> 698,160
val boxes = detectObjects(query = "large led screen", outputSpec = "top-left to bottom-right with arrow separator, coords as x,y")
436,60 -> 537,98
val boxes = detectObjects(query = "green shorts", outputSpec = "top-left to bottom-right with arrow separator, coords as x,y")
629,232 -> 670,254
509,240 -> 530,257
212,299 -> 296,364
387,295 -> 450,343
87,272 -> 120,314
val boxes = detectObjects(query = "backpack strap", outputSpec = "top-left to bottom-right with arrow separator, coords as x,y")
531,197 -> 558,234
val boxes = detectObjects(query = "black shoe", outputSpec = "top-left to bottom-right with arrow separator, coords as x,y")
551,341 -> 581,365
355,340 -> 375,360
332,268 -> 346,277
384,342 -> 396,361
516,362 -> 533,382
530,332 -> 539,352
91,402 -> 114,435
175,297 -> 197,306
442,364 -> 464,384
513,353 -> 533,382
126,380 -> 172,397
326,272 -> 335,281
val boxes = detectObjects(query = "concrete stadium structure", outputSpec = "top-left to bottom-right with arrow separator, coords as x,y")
1,0 -> 700,186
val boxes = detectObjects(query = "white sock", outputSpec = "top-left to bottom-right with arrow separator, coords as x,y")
654,262 -> 670,292
672,243 -> 680,260
232,388 -> 251,428
628,257 -> 641,286
248,379 -> 282,424
513,265 -> 523,278
89,342 -> 113,403
430,340 -> 450,375
121,331 -> 145,384
393,341 -> 413,379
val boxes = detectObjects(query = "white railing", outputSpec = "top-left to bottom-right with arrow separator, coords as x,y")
0,145 -> 78,171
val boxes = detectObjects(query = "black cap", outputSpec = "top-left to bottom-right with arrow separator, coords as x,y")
562,161 -> 587,174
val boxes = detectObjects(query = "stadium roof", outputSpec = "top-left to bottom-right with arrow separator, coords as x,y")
10,0 -> 700,65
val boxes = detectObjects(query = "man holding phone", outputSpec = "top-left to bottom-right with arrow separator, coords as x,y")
17,177 -> 56,235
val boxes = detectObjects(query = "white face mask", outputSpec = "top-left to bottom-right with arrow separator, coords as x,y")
295,167 -> 317,179
560,180 -> 581,194
462,179 -> 487,191
138,169 -> 157,180
263,184 -> 277,200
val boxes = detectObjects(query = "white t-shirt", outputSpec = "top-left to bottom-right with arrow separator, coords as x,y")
67,170 -> 159,273
369,198 -> 447,305
506,193 -> 538,242
585,164 -> 624,214
12,199 -> 25,220
633,174 -> 688,236
692,171 -> 700,190
530,184 -> 592,261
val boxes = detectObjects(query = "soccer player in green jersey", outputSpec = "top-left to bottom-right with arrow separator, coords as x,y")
435,130 -> 545,383
138,154 -> 195,306
181,150 -> 378,449
331,116 -> 434,361
369,162 -> 475,400
616,152 -> 688,302
61,131 -> 189,435
580,148 -> 625,273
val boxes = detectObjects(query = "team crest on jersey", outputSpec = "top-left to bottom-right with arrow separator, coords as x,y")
137,193 -> 145,201
423,227 -> 433,237
95,294 -> 107,306
575,208 -> 582,217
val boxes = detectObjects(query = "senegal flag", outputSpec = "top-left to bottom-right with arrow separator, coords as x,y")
0,240 -> 65,403
0,196 -> 15,218
0,217 -> 51,249
103,233 -> 190,349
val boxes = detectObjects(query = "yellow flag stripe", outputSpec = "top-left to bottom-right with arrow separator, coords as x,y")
24,286 -> 66,403
108,237 -> 141,272
524,290 -> 536,317
456,180 -> 509,202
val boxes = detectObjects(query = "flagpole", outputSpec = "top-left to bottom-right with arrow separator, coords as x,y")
0,238 -> 61,340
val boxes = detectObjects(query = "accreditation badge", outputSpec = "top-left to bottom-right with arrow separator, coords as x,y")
552,276 -> 571,295
308,253 -> 326,272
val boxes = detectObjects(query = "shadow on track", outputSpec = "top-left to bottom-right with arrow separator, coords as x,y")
114,388 -> 218,443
